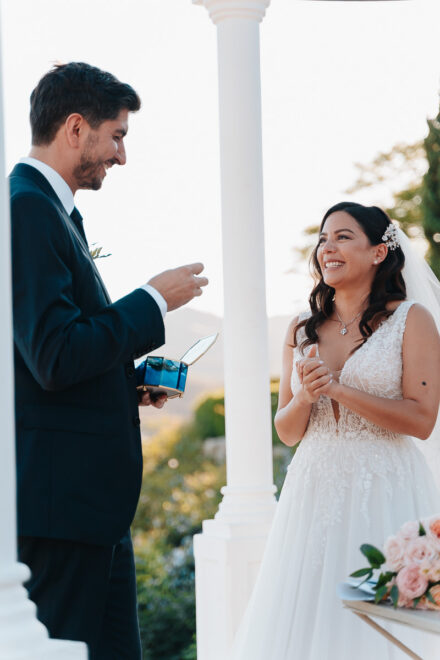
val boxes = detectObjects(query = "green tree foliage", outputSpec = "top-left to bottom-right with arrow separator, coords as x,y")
423,115 -> 440,277
133,420 -> 225,549
192,391 -> 225,439
294,141 -> 428,264
346,141 -> 426,237
388,181 -> 424,237
133,412 -> 224,659
136,546 -> 196,660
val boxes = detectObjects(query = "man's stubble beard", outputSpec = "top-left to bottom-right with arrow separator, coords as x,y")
73,133 -> 104,191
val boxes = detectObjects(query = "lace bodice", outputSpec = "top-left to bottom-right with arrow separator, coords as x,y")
291,300 -> 414,441
284,301 -> 427,565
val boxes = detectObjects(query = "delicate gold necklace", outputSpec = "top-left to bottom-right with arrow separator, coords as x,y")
334,307 -> 362,336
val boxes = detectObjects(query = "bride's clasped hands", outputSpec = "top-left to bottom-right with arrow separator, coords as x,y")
296,344 -> 335,403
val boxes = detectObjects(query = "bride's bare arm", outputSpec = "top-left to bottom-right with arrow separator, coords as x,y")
274,317 -> 332,447
323,304 -> 440,440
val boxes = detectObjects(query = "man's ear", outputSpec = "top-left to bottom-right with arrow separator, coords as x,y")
64,113 -> 86,148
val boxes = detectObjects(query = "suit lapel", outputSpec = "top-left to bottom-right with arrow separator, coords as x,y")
64,209 -> 112,305
10,163 -> 112,304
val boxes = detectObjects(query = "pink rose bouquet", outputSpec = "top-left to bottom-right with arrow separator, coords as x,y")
350,515 -> 440,610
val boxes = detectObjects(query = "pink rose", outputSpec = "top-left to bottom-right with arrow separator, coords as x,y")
405,536 -> 437,565
396,564 -> 428,601
398,520 -> 420,542
420,554 -> 440,582
425,516 -> 440,551
384,535 -> 406,572
391,576 -> 413,608
397,592 -> 413,608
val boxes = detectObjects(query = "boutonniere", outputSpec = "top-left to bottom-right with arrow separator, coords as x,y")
89,243 -> 111,260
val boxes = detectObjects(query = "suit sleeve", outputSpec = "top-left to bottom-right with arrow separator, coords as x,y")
11,193 -> 165,391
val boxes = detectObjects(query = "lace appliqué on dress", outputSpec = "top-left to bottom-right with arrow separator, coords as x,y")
286,302 -> 423,568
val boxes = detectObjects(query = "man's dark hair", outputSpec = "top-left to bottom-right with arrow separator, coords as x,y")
30,62 -> 141,145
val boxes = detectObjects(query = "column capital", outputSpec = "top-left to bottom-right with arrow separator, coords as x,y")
193,0 -> 271,24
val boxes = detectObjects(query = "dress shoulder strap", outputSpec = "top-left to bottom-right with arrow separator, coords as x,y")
293,310 -> 311,355
386,300 -> 415,341
297,309 -> 311,323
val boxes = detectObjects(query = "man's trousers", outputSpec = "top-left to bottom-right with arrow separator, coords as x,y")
18,530 -> 142,660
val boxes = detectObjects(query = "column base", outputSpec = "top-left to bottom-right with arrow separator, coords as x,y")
214,483 -> 277,525
0,562 -> 87,660
194,497 -> 277,660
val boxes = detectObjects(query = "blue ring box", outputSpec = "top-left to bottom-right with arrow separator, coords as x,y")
136,333 -> 218,399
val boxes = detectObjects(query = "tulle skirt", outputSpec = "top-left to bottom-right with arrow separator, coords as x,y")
231,438 -> 440,660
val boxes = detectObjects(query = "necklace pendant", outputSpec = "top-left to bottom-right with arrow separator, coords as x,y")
340,327 -> 348,336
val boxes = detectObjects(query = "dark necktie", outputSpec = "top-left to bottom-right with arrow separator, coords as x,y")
70,206 -> 111,303
70,207 -> 88,246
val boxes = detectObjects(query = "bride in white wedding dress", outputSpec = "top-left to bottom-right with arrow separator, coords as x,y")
232,202 -> 440,660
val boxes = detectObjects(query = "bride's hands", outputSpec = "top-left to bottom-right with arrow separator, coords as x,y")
297,345 -> 333,403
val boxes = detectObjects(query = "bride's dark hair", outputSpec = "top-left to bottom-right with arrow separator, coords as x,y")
294,201 -> 406,352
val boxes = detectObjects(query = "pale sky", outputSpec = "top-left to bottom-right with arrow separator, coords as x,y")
2,0 -> 440,317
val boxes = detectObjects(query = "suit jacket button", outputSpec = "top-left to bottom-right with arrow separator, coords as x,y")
126,365 -> 135,378
133,416 -> 141,427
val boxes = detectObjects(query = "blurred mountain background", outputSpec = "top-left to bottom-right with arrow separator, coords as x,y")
139,307 -> 294,429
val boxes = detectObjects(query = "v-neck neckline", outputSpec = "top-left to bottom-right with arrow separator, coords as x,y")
317,301 -> 408,382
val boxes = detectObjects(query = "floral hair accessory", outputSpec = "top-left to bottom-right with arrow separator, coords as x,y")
382,223 -> 400,251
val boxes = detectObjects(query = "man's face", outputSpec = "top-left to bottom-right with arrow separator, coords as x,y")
73,109 -> 129,190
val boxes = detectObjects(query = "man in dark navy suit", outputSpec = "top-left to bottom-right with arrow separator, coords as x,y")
11,62 -> 208,659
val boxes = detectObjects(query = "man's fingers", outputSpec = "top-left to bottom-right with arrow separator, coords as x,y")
186,262 -> 205,276
194,276 -> 209,288
150,390 -> 167,402
140,390 -> 168,407
148,262 -> 209,311
152,395 -> 167,409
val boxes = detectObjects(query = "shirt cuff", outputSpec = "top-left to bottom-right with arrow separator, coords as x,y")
141,284 -> 167,318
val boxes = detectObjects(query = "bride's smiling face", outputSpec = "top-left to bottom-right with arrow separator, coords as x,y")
317,211 -> 385,288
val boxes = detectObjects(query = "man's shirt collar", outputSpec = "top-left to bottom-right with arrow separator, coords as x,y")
20,157 -> 75,215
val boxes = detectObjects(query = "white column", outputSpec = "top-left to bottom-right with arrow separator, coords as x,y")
193,2 -> 275,658
0,11 -> 86,660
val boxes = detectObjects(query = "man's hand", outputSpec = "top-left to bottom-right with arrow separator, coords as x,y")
148,263 -> 208,312
138,390 -> 168,408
